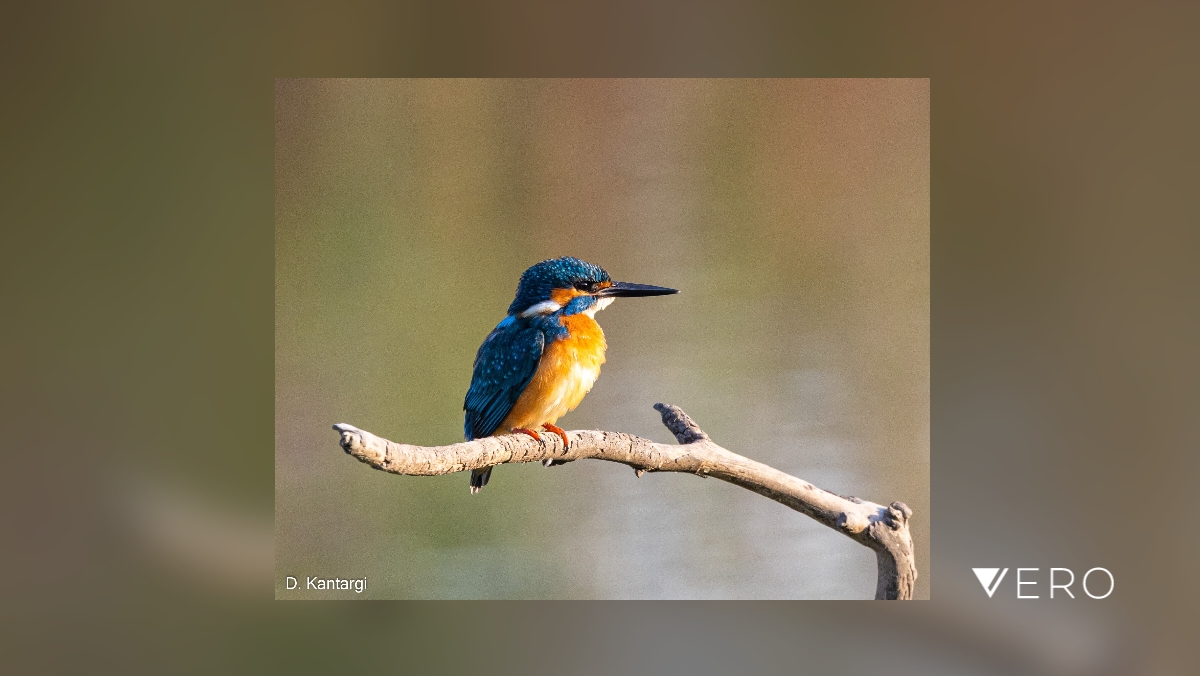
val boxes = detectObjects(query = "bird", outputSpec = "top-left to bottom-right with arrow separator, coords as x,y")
463,257 -> 678,493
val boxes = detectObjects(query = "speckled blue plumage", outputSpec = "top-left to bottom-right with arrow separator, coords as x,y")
463,315 -> 548,441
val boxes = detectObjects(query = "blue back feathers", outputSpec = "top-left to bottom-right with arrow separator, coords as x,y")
463,323 -> 544,440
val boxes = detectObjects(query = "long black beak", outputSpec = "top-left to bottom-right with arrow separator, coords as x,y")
597,281 -> 679,297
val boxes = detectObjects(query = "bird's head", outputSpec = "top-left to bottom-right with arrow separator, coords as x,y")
507,257 -> 678,318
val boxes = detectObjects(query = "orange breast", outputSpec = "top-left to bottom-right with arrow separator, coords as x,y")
498,314 -> 607,432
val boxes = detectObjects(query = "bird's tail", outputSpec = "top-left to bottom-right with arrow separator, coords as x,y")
469,466 -> 493,494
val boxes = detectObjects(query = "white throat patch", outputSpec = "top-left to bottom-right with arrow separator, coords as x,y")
583,296 -> 614,318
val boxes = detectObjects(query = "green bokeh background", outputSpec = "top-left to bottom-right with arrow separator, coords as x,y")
275,79 -> 928,599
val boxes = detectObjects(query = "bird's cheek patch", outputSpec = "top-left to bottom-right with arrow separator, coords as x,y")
550,287 -> 588,305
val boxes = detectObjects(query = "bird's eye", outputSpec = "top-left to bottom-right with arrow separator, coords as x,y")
574,281 -> 595,292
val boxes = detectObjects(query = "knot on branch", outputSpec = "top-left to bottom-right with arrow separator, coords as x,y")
887,501 -> 913,529
654,403 -> 710,444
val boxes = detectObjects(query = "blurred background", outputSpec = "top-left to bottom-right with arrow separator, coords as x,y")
275,79 -> 930,599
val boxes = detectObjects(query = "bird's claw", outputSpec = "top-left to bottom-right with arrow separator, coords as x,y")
541,423 -> 569,449
512,427 -> 541,442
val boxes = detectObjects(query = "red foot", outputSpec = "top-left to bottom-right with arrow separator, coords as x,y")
511,427 -> 541,442
542,423 -> 569,449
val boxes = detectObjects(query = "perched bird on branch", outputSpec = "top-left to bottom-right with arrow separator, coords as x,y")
463,257 -> 678,493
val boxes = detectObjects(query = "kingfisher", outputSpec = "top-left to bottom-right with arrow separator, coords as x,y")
463,257 -> 678,493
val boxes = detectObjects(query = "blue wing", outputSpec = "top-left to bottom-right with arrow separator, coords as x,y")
463,318 -> 545,440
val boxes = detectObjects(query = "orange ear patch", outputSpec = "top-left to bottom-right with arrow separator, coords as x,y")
550,281 -> 610,306
550,287 -> 587,305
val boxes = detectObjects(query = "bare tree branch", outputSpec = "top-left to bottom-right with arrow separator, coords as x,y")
332,403 -> 916,599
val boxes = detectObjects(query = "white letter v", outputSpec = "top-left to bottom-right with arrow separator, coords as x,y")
973,567 -> 1009,597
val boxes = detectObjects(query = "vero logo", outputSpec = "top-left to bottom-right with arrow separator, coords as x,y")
973,567 -> 1009,597
972,567 -> 1113,599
